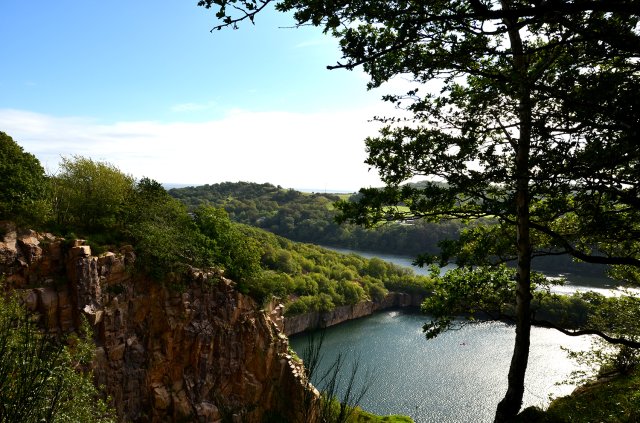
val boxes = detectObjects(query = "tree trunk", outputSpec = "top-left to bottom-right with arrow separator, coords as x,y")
495,2 -> 533,421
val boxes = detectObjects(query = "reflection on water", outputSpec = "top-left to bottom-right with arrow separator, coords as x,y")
324,246 -> 637,297
300,247 -> 633,421
290,311 -> 591,423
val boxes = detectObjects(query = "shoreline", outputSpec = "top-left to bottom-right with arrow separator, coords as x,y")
282,291 -> 426,336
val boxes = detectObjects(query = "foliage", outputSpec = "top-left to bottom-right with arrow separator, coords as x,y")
562,294 -> 640,386
0,140 -> 430,312
519,370 -> 640,423
0,131 -> 48,225
237,227 -> 433,315
122,177 -> 211,282
194,205 -> 262,285
421,265 -> 551,339
50,156 -> 135,232
0,286 -> 114,422
168,182 -> 462,257
201,1 -> 640,420
348,411 -> 414,423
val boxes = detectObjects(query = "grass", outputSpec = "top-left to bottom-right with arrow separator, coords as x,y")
349,408 -> 414,423
516,369 -> 640,422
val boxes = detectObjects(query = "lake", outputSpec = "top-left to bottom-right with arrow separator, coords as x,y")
289,247 -> 609,422
290,311 -> 591,423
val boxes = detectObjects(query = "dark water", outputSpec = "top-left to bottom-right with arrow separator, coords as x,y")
290,311 -> 590,423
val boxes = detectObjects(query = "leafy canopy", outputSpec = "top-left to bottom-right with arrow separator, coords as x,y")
0,131 -> 47,224
50,156 -> 135,232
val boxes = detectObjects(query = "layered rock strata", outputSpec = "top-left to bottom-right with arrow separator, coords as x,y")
0,222 -> 313,423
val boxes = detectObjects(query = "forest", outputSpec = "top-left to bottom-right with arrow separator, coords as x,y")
169,182 -> 462,257
0,132 -> 433,312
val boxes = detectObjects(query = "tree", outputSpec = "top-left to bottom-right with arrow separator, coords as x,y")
0,132 -> 47,224
51,156 -> 135,231
193,205 -> 262,284
123,177 -> 211,281
200,1 -> 640,421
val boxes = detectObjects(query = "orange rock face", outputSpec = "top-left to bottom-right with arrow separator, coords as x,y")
0,222 -> 314,423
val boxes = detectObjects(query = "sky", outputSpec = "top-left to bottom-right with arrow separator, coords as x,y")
0,0 -> 413,192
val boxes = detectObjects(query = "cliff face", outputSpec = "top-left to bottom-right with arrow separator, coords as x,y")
0,222 -> 311,423
283,292 -> 425,336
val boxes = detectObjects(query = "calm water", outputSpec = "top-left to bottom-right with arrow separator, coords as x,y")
289,247 -> 613,422
290,311 -> 591,423
326,246 -> 631,297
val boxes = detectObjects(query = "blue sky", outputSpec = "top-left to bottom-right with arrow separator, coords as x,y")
0,0 -> 408,191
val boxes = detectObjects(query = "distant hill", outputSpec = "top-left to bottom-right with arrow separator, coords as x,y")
168,181 -> 462,257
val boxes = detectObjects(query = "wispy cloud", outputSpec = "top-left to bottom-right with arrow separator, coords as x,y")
0,107 -> 389,191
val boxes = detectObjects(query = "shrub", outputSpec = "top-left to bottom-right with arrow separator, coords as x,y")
0,284 -> 114,422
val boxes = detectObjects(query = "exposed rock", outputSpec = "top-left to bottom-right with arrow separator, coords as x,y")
0,227 -> 315,423
283,291 -> 426,336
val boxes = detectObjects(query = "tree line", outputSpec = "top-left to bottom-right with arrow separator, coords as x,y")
169,182 -> 462,257
0,131 -> 431,310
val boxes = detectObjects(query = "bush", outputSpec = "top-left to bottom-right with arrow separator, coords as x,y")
50,156 -> 134,231
0,284 -> 114,422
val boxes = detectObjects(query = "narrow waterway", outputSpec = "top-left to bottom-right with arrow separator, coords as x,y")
288,247 -> 613,422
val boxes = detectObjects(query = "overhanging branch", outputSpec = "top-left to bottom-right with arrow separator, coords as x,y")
529,221 -> 640,267
533,318 -> 640,349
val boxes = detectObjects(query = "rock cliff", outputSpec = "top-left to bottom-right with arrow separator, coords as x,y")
283,292 -> 425,336
0,222 -> 313,423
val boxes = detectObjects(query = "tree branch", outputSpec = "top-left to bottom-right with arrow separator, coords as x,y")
529,221 -> 640,267
532,318 -> 640,349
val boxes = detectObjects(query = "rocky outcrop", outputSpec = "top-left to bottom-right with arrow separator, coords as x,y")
283,292 -> 425,336
0,222 -> 314,423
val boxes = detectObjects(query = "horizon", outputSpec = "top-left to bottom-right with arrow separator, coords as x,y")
0,1 -> 417,193
161,181 -> 358,194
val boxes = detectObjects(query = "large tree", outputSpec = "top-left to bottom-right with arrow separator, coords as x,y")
0,131 -> 47,224
201,1 -> 640,420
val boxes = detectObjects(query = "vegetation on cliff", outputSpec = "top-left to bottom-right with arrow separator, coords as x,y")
1,132 -> 423,421
0,281 -> 114,422
0,132 -> 48,226
0,134 -> 431,316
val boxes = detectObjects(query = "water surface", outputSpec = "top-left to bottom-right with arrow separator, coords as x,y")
290,311 -> 591,423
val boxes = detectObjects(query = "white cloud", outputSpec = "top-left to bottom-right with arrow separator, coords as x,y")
0,107 -> 389,192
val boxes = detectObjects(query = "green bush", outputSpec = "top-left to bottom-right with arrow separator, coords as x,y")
0,284 -> 114,422
50,156 -> 134,231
